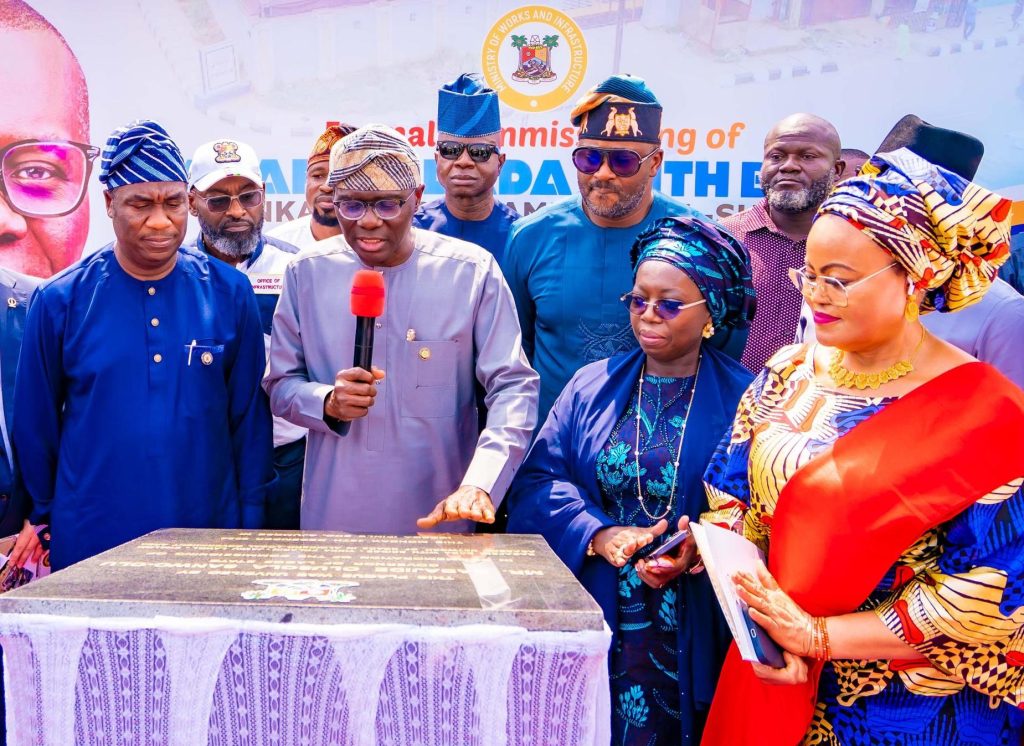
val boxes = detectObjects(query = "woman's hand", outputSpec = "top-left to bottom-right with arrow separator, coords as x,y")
7,520 -> 42,569
751,650 -> 809,685
734,559 -> 814,656
591,520 -> 668,567
635,515 -> 698,588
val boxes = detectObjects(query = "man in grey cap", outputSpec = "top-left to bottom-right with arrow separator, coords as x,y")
264,124 -> 538,534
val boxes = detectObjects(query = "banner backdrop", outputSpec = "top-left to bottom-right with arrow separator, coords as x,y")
5,0 -> 1024,277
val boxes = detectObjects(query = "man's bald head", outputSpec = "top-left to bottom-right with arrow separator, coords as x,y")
0,0 -> 89,135
764,113 -> 841,161
0,0 -> 92,276
760,113 -> 844,220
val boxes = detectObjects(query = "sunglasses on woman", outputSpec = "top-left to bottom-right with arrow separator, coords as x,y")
193,189 -> 264,213
620,293 -> 707,320
436,141 -> 500,163
572,147 -> 659,177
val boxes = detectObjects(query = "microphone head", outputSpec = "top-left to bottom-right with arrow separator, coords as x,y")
350,269 -> 386,318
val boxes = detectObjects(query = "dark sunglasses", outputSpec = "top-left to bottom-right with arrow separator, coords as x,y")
572,146 -> 659,177
194,189 -> 264,213
333,193 -> 413,221
620,293 -> 707,320
436,141 -> 500,163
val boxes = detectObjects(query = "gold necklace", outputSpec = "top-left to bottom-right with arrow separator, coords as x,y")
634,356 -> 701,521
827,328 -> 926,390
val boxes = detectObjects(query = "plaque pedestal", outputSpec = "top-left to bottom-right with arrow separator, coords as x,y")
0,529 -> 610,746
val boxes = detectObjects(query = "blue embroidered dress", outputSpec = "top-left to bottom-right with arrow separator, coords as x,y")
506,346 -> 753,744
597,373 -> 695,745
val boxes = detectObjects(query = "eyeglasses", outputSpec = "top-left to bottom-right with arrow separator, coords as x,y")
620,293 -> 707,320
572,146 -> 659,177
436,141 -> 501,163
193,189 -> 265,213
0,139 -> 100,217
333,192 -> 414,221
788,262 -> 899,308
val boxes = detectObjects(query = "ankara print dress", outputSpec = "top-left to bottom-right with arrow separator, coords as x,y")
703,345 -> 1024,746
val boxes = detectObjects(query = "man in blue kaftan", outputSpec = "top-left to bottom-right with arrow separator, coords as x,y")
13,120 -> 273,570
413,73 -> 519,266
503,75 -> 735,425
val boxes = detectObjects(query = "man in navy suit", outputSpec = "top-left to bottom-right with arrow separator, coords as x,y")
0,267 -> 38,539
0,266 -> 43,746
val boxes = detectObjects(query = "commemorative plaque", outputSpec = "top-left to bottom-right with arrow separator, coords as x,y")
0,529 -> 604,632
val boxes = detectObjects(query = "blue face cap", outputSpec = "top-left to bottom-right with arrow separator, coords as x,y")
437,73 -> 501,138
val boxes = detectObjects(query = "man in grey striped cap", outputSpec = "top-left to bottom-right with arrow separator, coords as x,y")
264,124 -> 539,535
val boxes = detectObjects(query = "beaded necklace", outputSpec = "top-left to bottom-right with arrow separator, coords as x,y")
634,355 -> 701,521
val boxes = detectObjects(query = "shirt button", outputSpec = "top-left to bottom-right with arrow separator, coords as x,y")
153,353 -> 163,363
148,287 -> 156,296
151,318 -> 160,327
375,322 -> 383,329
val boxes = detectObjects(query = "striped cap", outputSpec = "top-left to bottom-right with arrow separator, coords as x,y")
99,119 -> 188,189
327,124 -> 421,191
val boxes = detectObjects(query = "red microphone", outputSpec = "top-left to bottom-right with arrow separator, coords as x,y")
338,270 -> 385,434
350,269 -> 385,374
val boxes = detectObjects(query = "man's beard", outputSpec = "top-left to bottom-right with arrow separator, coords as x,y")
198,212 -> 263,260
581,179 -> 646,219
764,171 -> 836,214
311,204 -> 339,227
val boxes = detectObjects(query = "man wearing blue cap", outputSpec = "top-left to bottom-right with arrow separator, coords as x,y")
13,119 -> 274,570
413,73 -> 519,265
503,75 -> 707,425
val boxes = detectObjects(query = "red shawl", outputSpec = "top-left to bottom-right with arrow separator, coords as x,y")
702,363 -> 1024,745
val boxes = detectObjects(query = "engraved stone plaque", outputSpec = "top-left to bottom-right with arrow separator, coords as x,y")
0,529 -> 604,632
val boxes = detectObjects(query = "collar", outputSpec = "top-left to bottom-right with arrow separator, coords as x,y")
737,199 -> 807,244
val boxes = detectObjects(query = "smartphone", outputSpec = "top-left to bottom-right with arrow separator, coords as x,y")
645,528 -> 691,560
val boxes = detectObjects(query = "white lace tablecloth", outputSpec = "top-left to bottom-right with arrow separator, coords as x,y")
0,614 -> 611,746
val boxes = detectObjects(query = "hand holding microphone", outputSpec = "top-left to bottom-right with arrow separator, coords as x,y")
325,366 -> 385,422
325,270 -> 385,431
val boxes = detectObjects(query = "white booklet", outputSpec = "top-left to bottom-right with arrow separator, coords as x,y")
690,521 -> 785,668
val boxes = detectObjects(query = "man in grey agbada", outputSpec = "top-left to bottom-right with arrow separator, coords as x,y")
264,124 -> 538,533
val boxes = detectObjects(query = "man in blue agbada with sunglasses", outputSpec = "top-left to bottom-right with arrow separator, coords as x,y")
503,75 -> 724,427
413,73 -> 519,265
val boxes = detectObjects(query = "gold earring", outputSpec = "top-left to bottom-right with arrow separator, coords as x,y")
904,295 -> 919,322
702,321 -> 715,339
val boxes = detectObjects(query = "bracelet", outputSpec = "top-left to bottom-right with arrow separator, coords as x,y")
820,616 -> 832,661
811,616 -> 832,661
586,538 -> 597,557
